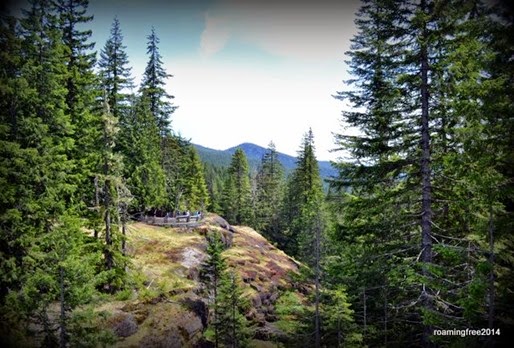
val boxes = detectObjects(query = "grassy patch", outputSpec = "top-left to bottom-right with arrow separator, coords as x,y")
250,339 -> 284,348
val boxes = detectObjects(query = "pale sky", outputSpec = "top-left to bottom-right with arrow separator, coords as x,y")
9,0 -> 361,161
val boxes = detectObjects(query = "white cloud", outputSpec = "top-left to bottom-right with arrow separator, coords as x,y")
200,11 -> 232,56
169,0 -> 361,160
198,0 -> 359,61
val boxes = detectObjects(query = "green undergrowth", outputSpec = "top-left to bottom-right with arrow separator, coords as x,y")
275,291 -> 309,335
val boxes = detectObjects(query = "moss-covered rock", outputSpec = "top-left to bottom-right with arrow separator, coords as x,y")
96,213 -> 310,346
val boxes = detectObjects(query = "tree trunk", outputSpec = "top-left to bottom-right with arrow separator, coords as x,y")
59,266 -> 67,348
487,207 -> 495,347
314,217 -> 321,348
337,315 -> 342,348
121,202 -> 127,256
232,276 -> 236,348
419,0 -> 434,344
214,270 -> 219,348
104,178 -> 113,272
94,175 -> 99,239
384,286 -> 388,347
363,287 -> 367,334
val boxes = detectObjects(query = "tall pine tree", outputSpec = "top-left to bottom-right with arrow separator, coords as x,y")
182,145 -> 210,212
222,148 -> 253,225
122,94 -> 166,213
98,16 -> 133,121
201,233 -> 249,348
139,26 -> 177,138
55,0 -> 101,221
254,141 -> 285,243
282,129 -> 325,264
331,0 -> 514,345
96,97 -> 128,292
0,2 -> 99,344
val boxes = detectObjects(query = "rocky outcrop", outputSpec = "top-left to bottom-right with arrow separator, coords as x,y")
112,313 -> 138,338
103,213 -> 307,346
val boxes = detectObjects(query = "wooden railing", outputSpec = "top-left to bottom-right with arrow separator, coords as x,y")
143,213 -> 202,225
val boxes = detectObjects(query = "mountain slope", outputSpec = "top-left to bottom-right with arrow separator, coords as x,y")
195,142 -> 337,178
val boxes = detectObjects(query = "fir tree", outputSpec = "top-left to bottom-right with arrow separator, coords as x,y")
97,16 -> 135,243
96,96 -> 128,292
0,13 -> 23,309
54,0 -> 101,221
160,134 -> 191,212
281,129 -> 327,346
201,234 -> 249,348
122,94 -> 166,212
55,0 -> 96,107
98,16 -> 133,121
330,0 -> 422,343
222,148 -> 253,225
331,0 -> 514,345
254,141 -> 285,243
0,2 -> 98,343
200,233 -> 227,348
485,2 -> 514,343
217,272 -> 250,348
320,285 -> 361,347
139,27 -> 179,212
140,26 -> 177,138
204,163 -> 228,214
282,129 -> 325,264
95,18 -> 132,292
183,145 -> 210,211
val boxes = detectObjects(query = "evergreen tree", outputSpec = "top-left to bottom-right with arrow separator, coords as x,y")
200,233 -> 227,348
0,2 -> 98,344
122,94 -> 166,212
140,26 -> 177,138
97,18 -> 135,242
54,0 -> 101,221
281,129 -> 327,346
160,134 -> 191,212
330,1 -> 419,344
217,272 -> 250,348
55,0 -> 96,112
254,141 -> 285,243
0,13 -> 23,309
331,0 -> 514,345
222,148 -> 253,225
485,2 -> 514,343
204,162 -> 228,215
282,129 -> 325,264
159,138 -> 210,212
13,214 -> 98,347
201,234 -> 249,348
96,97 -> 128,292
320,285 -> 362,347
183,145 -> 210,211
98,16 -> 133,121
139,27 -> 179,212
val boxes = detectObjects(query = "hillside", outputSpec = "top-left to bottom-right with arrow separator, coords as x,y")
93,214 -> 312,347
194,142 -> 337,179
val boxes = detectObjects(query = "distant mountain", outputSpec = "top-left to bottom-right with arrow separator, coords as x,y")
225,143 -> 298,173
194,142 -> 337,179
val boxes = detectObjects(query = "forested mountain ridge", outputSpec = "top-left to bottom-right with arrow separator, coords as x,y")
194,142 -> 337,178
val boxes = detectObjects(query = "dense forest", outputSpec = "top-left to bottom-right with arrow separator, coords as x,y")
1,0 -> 513,347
